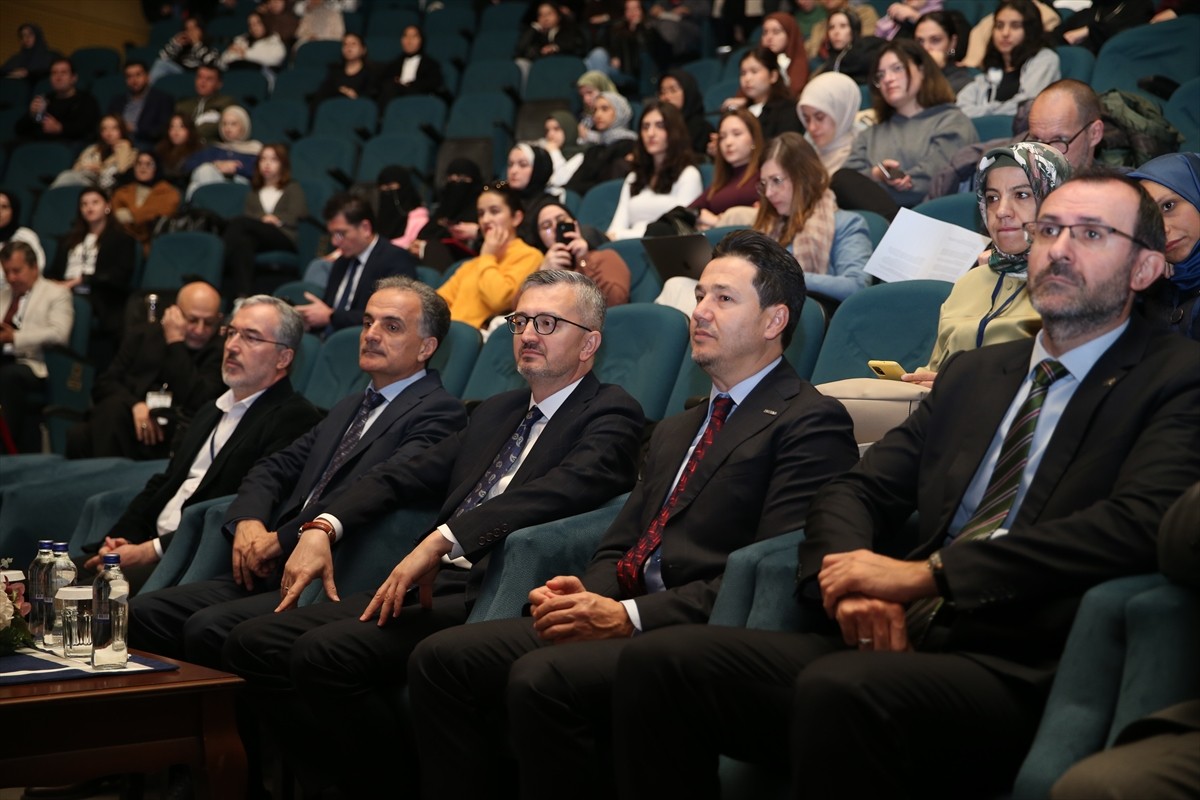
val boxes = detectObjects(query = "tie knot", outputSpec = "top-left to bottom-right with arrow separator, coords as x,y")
363,388 -> 385,411
525,406 -> 544,425
710,395 -> 734,424
1032,359 -> 1068,389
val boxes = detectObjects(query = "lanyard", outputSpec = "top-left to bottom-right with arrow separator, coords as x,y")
976,273 -> 1026,349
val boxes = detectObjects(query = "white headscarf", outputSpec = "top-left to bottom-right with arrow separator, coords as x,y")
798,72 -> 860,174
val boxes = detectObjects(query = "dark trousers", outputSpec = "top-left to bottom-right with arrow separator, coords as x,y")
222,216 -> 296,299
409,616 -> 644,800
0,361 -> 44,453
129,575 -> 277,665
222,584 -> 470,796
611,625 -> 1046,800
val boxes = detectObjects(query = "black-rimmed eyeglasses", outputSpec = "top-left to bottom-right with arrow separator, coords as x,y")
1022,122 -> 1093,155
505,312 -> 593,335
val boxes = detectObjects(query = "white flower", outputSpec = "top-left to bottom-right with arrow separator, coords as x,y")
0,589 -> 14,631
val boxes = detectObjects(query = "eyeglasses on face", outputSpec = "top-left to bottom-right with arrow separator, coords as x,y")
1022,122 -> 1093,155
756,174 -> 788,194
872,62 -> 908,87
505,312 -> 593,335
1022,221 -> 1154,251
220,325 -> 287,347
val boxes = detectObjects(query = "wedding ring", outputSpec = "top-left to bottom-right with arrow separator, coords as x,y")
140,423 -> 148,429
858,638 -> 873,645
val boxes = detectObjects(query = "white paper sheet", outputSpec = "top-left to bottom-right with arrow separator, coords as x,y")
864,207 -> 992,284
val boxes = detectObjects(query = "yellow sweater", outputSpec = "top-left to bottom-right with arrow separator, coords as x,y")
436,238 -> 543,328
924,266 -> 1042,373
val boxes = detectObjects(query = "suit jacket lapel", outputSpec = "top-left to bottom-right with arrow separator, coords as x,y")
442,393 -> 531,512
194,379 -> 291,496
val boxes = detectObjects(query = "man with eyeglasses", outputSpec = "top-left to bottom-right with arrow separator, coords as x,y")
1025,79 -> 1105,172
408,230 -> 859,800
77,295 -> 322,593
294,193 -> 418,336
603,171 -> 1200,800
66,281 -> 224,460
221,269 -> 645,796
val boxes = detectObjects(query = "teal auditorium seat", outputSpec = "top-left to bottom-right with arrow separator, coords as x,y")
222,70 -> 269,108
301,326 -> 370,411
972,114 -> 1015,142
273,280 -> 324,305
1055,45 -> 1095,84
593,304 -> 690,420
913,192 -> 980,232
154,71 -> 197,102
32,186 -> 83,250
855,209 -> 889,249
270,68 -> 324,103
703,79 -> 741,114
312,96 -> 379,141
461,327 -> 524,402
416,265 -> 442,287
469,29 -> 520,62
459,59 -> 522,96
381,95 -> 448,138
808,279 -> 952,383
1165,77 -> 1200,153
427,321 -> 482,399
290,136 -> 359,185
525,55 -> 586,102
1090,15 -> 1200,99
4,142 -> 72,192
595,238 -> 661,303
141,231 -> 224,290
190,182 -> 251,219
293,40 -> 343,70
290,333 -> 321,396
137,495 -> 236,594
358,133 -> 435,181
422,6 -> 475,40
576,179 -> 626,230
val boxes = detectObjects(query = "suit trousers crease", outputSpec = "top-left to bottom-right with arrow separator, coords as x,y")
130,576 -> 279,665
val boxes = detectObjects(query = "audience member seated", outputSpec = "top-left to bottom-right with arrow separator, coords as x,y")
0,190 -> 45,272
379,25 -> 445,104
958,0 -> 1061,118
914,10 -> 975,92
408,159 -> 484,272
111,151 -> 182,254
842,39 -> 978,208
874,0 -> 942,41
295,193 -> 418,335
76,296 -> 322,593
148,16 -> 220,84
509,143 -> 559,245
1024,79 -> 1103,173
962,0 -> 1059,67
222,143 -> 308,299
175,64 -> 235,146
45,187 -> 137,360
585,0 -> 662,90
184,105 -> 263,200
66,281 -> 224,460
1130,152 -> 1200,341
14,57 -> 100,146
157,113 -> 203,191
799,72 -> 863,175
128,277 -> 469,667
107,59 -> 174,151
517,2 -> 588,60
575,70 -> 618,141
761,11 -> 811,96
50,114 -> 136,191
0,241 -> 71,453
1056,0 -> 1154,53
657,69 -> 713,156
689,108 -> 763,230
811,8 -> 885,85
722,48 -> 806,141
904,141 -> 1069,385
373,165 -> 429,252
256,0 -> 301,48
531,198 -> 631,306
436,182 -> 543,328
608,101 -> 703,240
2,23 -> 57,84
647,0 -> 707,64
292,0 -> 345,51
807,0 -> 880,58
312,32 -> 378,106
218,11 -> 287,72
563,91 -> 639,197
539,110 -> 584,190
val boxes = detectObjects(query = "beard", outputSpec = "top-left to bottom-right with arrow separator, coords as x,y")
1030,258 -> 1131,343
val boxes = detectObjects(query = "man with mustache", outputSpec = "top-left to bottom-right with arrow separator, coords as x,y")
129,277 -> 468,664
606,171 -> 1200,800
78,296 -> 322,593
221,269 -> 646,796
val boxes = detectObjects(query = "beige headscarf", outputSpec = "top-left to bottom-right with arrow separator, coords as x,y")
798,72 -> 860,173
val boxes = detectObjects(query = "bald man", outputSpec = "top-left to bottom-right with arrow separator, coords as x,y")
67,281 -> 225,459
1027,80 -> 1105,173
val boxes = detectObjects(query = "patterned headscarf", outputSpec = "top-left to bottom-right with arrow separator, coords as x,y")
581,91 -> 638,145
975,142 -> 1070,274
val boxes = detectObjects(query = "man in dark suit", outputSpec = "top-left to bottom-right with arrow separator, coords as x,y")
222,269 -> 646,796
79,295 -> 323,593
407,230 -> 860,800
66,281 -> 224,460
294,193 -> 418,337
13,57 -> 100,146
106,60 -> 174,151
173,64 -> 233,147
609,173 -> 1200,800
129,277 -> 469,665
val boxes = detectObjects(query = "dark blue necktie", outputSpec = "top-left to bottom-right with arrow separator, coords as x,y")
453,406 -> 544,517
304,388 -> 386,510
334,257 -> 362,312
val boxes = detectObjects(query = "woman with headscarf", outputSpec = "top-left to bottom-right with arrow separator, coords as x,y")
564,91 -> 639,196
1130,152 -> 1200,341
375,165 -> 429,251
2,23 -> 56,83
312,32 -> 379,105
761,12 -> 810,96
409,158 -> 484,271
0,190 -> 45,272
110,151 -> 181,255
540,110 -> 584,191
508,143 -> 559,245
380,25 -> 445,104
575,70 -> 619,141
798,72 -> 862,174
903,142 -> 1070,385
183,105 -> 263,200
658,69 -> 714,156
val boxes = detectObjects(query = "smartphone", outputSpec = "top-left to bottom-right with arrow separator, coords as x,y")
876,162 -> 907,181
555,220 -> 575,244
868,360 -> 907,380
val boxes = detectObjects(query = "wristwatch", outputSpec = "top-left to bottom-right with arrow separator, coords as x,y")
927,550 -> 952,600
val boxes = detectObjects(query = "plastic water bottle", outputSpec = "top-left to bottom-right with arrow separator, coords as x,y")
27,540 -> 54,643
91,554 -> 129,669
42,542 -> 76,651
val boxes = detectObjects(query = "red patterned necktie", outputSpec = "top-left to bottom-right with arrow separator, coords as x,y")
616,395 -> 735,597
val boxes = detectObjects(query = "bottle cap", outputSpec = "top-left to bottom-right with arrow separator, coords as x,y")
52,542 -> 69,553
103,553 -> 120,566
38,539 -> 53,547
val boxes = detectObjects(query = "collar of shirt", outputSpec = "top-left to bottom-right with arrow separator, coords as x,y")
374,368 -> 427,402
354,234 -> 379,268
705,355 -> 782,421
1028,319 -> 1129,384
215,386 -> 268,415
529,374 -> 586,421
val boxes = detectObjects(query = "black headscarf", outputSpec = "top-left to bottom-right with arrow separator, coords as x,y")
376,165 -> 423,239
0,190 -> 22,241
2,24 -> 53,77
513,143 -> 554,202
134,152 -> 162,187
662,69 -> 713,155
435,158 -> 483,224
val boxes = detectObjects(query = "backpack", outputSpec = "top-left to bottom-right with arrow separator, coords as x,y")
1097,89 -> 1183,168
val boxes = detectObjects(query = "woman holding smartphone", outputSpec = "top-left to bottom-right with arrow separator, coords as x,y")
532,198 -> 630,307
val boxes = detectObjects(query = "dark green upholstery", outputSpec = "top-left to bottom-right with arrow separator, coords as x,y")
461,327 -> 524,403
138,495 -> 235,594
593,305 -> 689,421
428,321 -> 482,399
300,326 -> 370,411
